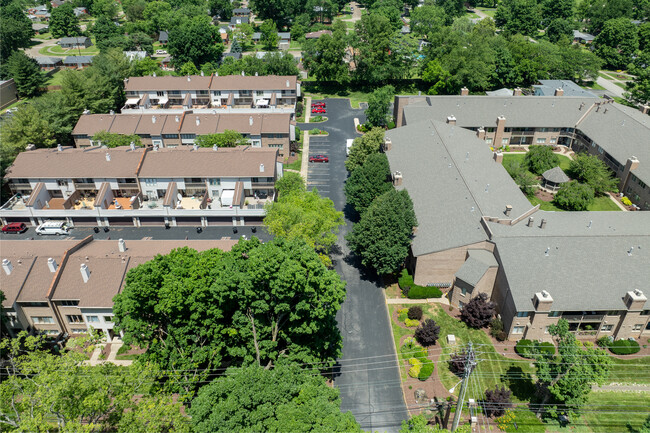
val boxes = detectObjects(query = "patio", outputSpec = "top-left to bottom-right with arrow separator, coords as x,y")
73,197 -> 96,210
107,197 -> 134,210
177,196 -> 203,210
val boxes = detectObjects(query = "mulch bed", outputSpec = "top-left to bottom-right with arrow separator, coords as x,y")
534,189 -> 555,202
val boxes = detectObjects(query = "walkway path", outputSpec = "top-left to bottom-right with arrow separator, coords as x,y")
386,297 -> 450,306
596,76 -> 626,98
85,343 -> 133,367
470,8 -> 490,20
593,383 -> 650,392
24,37 -> 60,58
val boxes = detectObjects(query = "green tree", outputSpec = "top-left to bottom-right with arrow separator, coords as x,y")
505,160 -> 539,196
113,238 -> 346,395
553,181 -> 595,211
250,0 -> 299,27
178,61 -> 199,75
494,0 -> 540,36
435,0 -> 465,20
546,18 -> 573,43
260,19 -> 280,50
347,189 -> 418,275
92,15 -> 122,50
275,171 -> 306,197
524,145 -> 560,175
0,3 -> 34,64
122,0 -> 147,21
422,59 -> 453,95
409,5 -> 447,37
353,13 -> 403,83
594,18 -> 639,69
365,85 -> 395,127
345,153 -> 393,215
568,153 -> 618,195
50,3 -> 81,37
534,319 -> 611,417
579,0 -> 633,33
168,17 -> 224,67
131,58 -> 163,78
264,52 -> 300,75
302,28 -> 349,82
143,1 -> 172,32
264,188 -> 345,261
345,127 -> 386,173
92,131 -> 142,148
400,414 -> 449,432
0,332 -> 189,432
194,130 -> 248,147
541,0 -> 574,24
625,67 -> 650,106
0,104 -> 56,155
190,364 -> 362,432
209,0 -> 233,19
91,0 -> 119,18
5,51 -> 44,98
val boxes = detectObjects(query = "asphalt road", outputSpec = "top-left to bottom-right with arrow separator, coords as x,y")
300,99 -> 409,432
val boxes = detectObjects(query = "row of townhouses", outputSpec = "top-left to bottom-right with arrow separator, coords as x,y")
387,95 -> 650,341
1,145 -> 281,228
122,74 -> 300,116
1,237 -> 236,341
72,112 -> 295,157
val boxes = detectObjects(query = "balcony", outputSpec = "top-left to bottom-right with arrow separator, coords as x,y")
562,314 -> 604,322
1,194 -> 28,211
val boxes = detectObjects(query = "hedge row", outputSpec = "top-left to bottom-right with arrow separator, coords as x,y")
515,339 -> 556,358
398,269 -> 442,299
608,339 -> 641,355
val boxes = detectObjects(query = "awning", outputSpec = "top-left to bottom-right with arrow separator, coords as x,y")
126,97 -> 141,105
255,99 -> 269,106
221,189 -> 234,206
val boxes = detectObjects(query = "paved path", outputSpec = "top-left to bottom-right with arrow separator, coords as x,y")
596,76 -> 626,98
470,8 -> 490,19
24,37 -> 60,58
300,99 -> 408,432
386,297 -> 450,305
593,383 -> 650,392
85,343 -> 133,367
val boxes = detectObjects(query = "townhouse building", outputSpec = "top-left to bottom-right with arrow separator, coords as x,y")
72,111 -> 294,157
1,145 -> 281,228
121,74 -> 300,116
385,106 -> 650,342
394,94 -> 650,209
1,237 -> 236,341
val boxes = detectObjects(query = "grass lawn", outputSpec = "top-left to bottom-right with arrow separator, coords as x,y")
608,355 -> 650,383
529,195 -> 620,211
465,11 -> 480,18
0,99 -> 27,115
33,32 -> 53,40
39,44 -> 100,56
502,152 -> 572,172
586,83 -> 607,91
476,7 -> 496,17
285,151 -> 302,170
579,392 -> 650,432
289,40 -> 302,50
44,69 -> 66,87
303,89 -> 373,108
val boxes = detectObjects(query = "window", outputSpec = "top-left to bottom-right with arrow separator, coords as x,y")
24,302 -> 48,307
66,315 -> 84,324
268,144 -> 283,148
57,180 -> 68,186
549,311 -> 561,317
601,324 -> 613,331
486,138 -> 493,144
144,179 -> 157,186
633,324 -> 642,331
60,300 -> 79,307
606,310 -> 621,316
169,90 -> 181,95
256,91 -> 264,96
550,138 -> 557,144
180,134 -> 196,140
513,326 -> 525,334
87,316 -> 100,323
32,316 -> 54,324
41,329 -> 59,335
71,328 -> 88,334
536,138 -> 546,144
162,134 -> 178,139
213,90 -> 221,96
458,301 -> 465,310
460,287 -> 468,296
501,138 -> 509,145
196,90 -> 208,95
104,316 -> 113,322
516,312 -> 529,317
209,178 -> 220,185
641,310 -> 650,316
156,91 -> 165,97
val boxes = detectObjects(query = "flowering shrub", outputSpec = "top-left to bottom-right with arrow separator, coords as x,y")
408,358 -> 422,378
496,409 -> 515,431
405,318 -> 420,327
622,196 -> 632,206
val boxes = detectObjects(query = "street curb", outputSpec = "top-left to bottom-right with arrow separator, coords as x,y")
300,132 -> 309,181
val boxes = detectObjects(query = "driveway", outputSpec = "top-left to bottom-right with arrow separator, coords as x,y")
596,76 -> 626,98
299,99 -> 409,432
24,37 -> 61,58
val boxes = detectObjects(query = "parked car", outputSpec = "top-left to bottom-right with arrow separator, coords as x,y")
155,49 -> 167,55
312,102 -> 326,107
35,221 -> 71,235
309,154 -> 329,163
1,222 -> 27,234
312,108 -> 326,114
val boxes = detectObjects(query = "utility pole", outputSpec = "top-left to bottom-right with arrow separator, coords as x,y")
451,342 -> 477,432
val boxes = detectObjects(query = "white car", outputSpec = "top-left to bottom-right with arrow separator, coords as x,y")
346,139 -> 354,156
36,221 -> 71,235
155,49 -> 167,55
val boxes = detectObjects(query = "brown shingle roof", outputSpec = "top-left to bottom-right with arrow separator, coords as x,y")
5,146 -> 145,179
180,113 -> 219,135
124,75 -> 212,92
52,239 -> 237,307
209,75 -> 297,91
109,114 -> 140,135
134,114 -> 168,135
72,113 -> 115,135
304,30 -> 332,39
138,146 -> 278,178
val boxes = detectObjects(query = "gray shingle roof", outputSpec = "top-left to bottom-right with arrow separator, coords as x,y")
533,80 -> 597,98
542,166 -> 569,183
454,249 -> 498,287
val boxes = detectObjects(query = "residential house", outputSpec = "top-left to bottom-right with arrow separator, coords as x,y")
73,6 -> 87,16
161,56 -> 173,70
232,7 -> 250,17
1,145 -> 282,228
71,111 -> 294,156
1,237 -> 237,341
384,112 -> 650,342
229,15 -> 249,30
533,80 -> 597,98
58,36 -> 92,49
158,30 -> 168,45
63,55 -> 93,68
0,79 -> 18,110
32,23 -> 49,34
35,56 -> 63,70
573,30 -> 596,44
121,74 -> 300,116
304,30 -> 332,39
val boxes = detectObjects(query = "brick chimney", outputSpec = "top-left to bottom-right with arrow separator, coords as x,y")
392,171 -> 403,186
619,156 -> 640,192
513,88 -> 522,96
504,205 -> 512,216
554,88 -> 564,96
493,151 -> 503,164
383,138 -> 392,152
477,127 -> 486,140
534,290 -> 553,312
624,289 -> 647,310
494,115 -> 506,148
640,105 -> 649,115
460,87 -> 469,96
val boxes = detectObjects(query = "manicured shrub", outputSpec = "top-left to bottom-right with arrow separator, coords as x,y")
538,342 -> 555,355
408,358 -> 422,378
449,350 -> 468,376
622,196 -> 632,206
418,360 -> 434,380
524,145 -> 560,175
515,339 -> 534,357
398,308 -> 408,322
415,319 -> 440,347
489,318 -> 504,338
597,335 -> 613,348
407,285 -> 443,299
608,339 -> 641,355
460,293 -> 496,328
515,339 -> 555,358
496,331 -> 507,341
398,269 -> 414,290
483,386 -> 513,417
408,306 -> 423,320
401,337 -> 419,357
553,181 -> 595,211
405,318 -> 420,327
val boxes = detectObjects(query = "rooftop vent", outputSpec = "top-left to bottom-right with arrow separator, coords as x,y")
588,220 -> 592,229
628,246 -> 634,256
241,71 -> 245,76
152,72 -> 156,77
446,115 -> 456,125
505,205 -> 512,216
57,144 -> 63,152
634,289 -> 643,296
187,75 -> 191,82
200,70 -> 204,76
105,153 -> 111,162
152,116 -> 157,124
153,143 -> 159,151
540,218 -> 547,229
193,143 -> 198,151
249,116 -> 253,126
259,163 -> 265,173
196,117 -> 200,126
130,141 -> 135,151
527,216 -> 534,227
47,257 -> 57,273
80,263 -> 90,283
286,79 -> 290,87
2,259 -> 13,276
255,72 -> 258,76
109,110 -> 115,115
541,290 -> 550,298
545,247 -> 550,256
213,144 -> 218,151
485,183 -> 490,192
393,171 -> 403,186
26,144 -> 36,151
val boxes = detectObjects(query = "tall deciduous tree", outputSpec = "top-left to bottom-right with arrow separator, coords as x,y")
50,3 -> 81,37
275,171 -> 306,197
168,17 -> 224,67
250,0 -> 300,27
346,189 -> 418,275
352,14 -> 400,83
524,145 -> 560,175
594,18 -> 639,69
0,104 -> 56,171
365,85 -> 395,127
302,25 -> 349,82
410,5 -> 447,36
5,51 -> 44,98
260,19 -> 280,50
190,364 -> 362,432
0,3 -> 34,64
568,153 -> 618,195
209,0 -> 233,19
345,127 -> 385,173
422,59 -> 453,95
534,319 -> 611,417
495,0 -> 540,36
553,181 -> 595,211
625,66 -> 650,106
113,238 -> 346,395
344,152 -> 393,215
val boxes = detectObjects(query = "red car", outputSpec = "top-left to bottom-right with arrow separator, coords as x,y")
312,102 -> 326,108
309,155 -> 329,163
312,108 -> 326,114
2,222 -> 27,234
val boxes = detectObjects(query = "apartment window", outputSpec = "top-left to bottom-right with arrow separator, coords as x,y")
256,91 -> 264,96
516,312 -> 529,317
606,310 -> 621,316
71,328 -> 88,334
460,287 -> 468,296
641,310 -> 650,316
66,315 -> 84,324
144,179 -> 157,186
104,316 -> 113,322
196,90 -> 208,95
32,316 -> 54,324
513,326 -> 525,334
24,302 -> 48,307
209,178 -> 220,185
549,311 -> 561,317
536,138 -> 546,144
539,127 -> 548,132
633,324 -> 642,331
75,134 -> 89,140
501,138 -> 509,145
550,138 -> 557,144
486,138 -> 493,145
601,324 -> 613,331
268,144 -> 283,148
87,316 -> 100,323
169,90 -> 181,95
57,180 -> 68,186
486,127 -> 495,133
41,329 -> 59,335
180,134 -> 196,140
156,91 -> 164,97
213,91 -> 221,96
162,134 -> 178,139
60,300 -> 79,306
